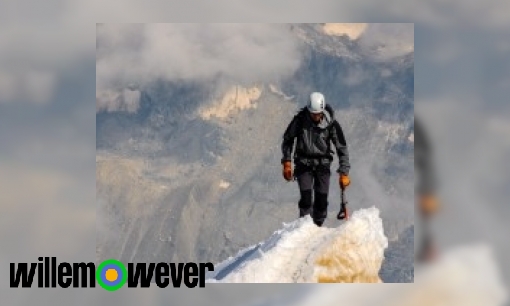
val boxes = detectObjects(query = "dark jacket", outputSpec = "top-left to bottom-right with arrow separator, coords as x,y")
415,118 -> 436,195
281,105 -> 350,175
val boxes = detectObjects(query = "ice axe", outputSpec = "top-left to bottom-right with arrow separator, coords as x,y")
417,214 -> 437,262
337,187 -> 349,220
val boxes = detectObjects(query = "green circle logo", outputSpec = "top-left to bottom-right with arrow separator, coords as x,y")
96,259 -> 127,291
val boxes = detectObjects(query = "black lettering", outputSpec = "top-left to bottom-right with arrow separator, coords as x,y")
128,264 -> 139,287
128,263 -> 155,287
45,257 -> 50,288
170,263 -> 184,287
155,263 -> 169,288
72,262 -> 95,288
199,263 -> 214,287
184,263 -> 198,288
52,257 -> 57,287
10,263 -> 37,288
58,263 -> 72,288
38,258 -> 43,288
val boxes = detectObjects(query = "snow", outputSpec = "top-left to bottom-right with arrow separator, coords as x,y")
206,207 -> 388,283
254,244 -> 508,306
313,207 -> 388,283
407,244 -> 508,306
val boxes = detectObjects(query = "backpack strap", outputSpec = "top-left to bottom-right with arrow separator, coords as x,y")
295,107 -> 308,134
325,104 -> 335,118
325,105 -> 337,142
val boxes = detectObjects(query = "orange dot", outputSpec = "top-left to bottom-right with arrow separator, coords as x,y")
105,269 -> 118,282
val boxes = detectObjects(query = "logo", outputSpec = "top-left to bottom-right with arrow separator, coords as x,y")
10,257 -> 214,291
96,259 -> 127,291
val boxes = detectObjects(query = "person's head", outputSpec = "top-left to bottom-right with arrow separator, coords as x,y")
308,92 -> 325,123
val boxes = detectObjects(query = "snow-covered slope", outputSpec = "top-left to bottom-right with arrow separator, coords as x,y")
206,207 -> 388,283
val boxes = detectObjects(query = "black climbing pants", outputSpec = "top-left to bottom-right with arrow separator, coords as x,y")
294,162 -> 331,226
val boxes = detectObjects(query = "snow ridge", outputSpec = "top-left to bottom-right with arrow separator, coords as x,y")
207,207 -> 388,283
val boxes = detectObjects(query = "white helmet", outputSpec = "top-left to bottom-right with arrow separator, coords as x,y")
308,92 -> 326,114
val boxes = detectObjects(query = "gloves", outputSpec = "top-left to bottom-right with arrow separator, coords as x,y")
419,194 -> 439,216
339,174 -> 350,189
282,161 -> 293,181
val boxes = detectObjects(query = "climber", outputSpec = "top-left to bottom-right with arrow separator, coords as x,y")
415,117 -> 440,262
281,92 -> 351,227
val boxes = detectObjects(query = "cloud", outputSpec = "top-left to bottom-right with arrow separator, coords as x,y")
357,23 -> 414,60
96,23 -> 304,112
96,88 -> 141,113
9,1 -> 508,107
0,20 -> 94,104
322,23 -> 368,40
